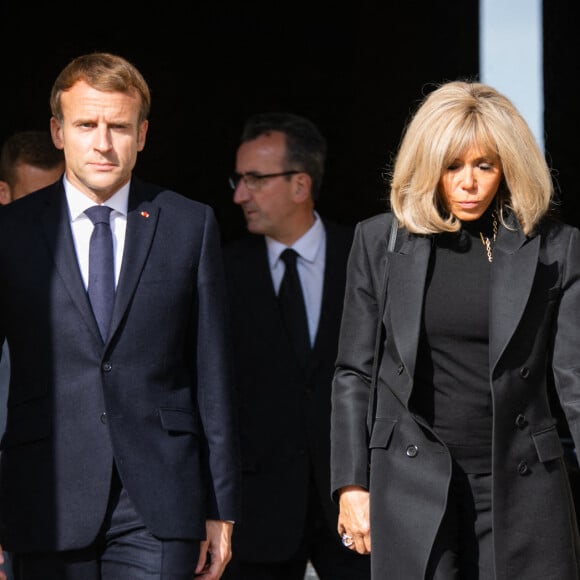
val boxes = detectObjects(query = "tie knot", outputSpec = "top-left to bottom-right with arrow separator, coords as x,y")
85,205 -> 112,225
280,248 -> 298,268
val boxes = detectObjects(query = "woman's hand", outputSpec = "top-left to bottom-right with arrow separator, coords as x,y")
337,485 -> 371,554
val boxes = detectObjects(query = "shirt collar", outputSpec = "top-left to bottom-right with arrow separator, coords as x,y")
266,211 -> 324,268
64,175 -> 130,220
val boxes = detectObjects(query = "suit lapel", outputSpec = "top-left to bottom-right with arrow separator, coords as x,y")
41,187 -> 102,342
109,191 -> 159,341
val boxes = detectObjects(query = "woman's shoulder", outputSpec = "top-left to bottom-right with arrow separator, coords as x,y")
537,215 -> 580,239
355,211 -> 395,237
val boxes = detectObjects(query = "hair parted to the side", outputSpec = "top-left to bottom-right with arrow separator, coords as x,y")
50,52 -> 151,124
241,112 -> 327,200
387,80 -> 553,236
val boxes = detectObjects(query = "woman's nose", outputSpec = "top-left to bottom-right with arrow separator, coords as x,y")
461,166 -> 475,188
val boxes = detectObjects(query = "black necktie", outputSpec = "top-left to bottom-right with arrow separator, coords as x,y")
85,205 -> 115,342
278,248 -> 311,367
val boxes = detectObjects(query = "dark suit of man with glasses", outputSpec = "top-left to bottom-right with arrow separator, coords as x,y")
222,112 -> 370,580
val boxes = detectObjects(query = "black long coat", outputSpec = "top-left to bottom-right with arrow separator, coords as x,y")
331,212 -> 580,579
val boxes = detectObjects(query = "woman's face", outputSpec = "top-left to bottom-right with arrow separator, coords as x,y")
438,143 -> 503,221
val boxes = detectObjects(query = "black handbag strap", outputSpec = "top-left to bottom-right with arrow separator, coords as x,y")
366,215 -> 398,434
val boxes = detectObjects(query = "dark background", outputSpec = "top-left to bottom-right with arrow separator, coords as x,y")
1,0 -> 580,519
0,1 -> 578,240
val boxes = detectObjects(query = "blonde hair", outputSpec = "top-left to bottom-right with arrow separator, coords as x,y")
388,80 -> 553,236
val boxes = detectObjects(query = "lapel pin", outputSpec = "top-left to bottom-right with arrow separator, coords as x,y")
140,211 -> 150,218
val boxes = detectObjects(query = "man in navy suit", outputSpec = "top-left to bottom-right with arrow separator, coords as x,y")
0,52 -> 240,580
222,112 -> 369,579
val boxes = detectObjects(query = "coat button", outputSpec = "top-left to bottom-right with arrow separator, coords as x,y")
515,414 -> 527,428
406,444 -> 418,458
102,361 -> 112,372
519,367 -> 530,379
100,412 -> 107,424
517,460 -> 530,475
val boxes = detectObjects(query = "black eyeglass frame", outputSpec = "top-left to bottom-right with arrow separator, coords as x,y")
228,171 -> 301,190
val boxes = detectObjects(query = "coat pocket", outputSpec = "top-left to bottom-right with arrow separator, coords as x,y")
531,425 -> 563,462
158,407 -> 199,435
369,417 -> 397,449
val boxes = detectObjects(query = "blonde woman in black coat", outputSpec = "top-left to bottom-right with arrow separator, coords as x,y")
331,80 -> 580,579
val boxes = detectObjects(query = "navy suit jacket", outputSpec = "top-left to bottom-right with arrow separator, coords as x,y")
0,177 -> 240,552
223,219 -> 353,561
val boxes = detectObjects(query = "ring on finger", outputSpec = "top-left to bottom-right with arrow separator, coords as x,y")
341,533 -> 353,547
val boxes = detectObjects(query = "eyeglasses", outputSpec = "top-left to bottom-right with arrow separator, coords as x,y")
228,171 -> 301,191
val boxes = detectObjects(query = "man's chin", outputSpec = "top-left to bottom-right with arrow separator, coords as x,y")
246,220 -> 265,235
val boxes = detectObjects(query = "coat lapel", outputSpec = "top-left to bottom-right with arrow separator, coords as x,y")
384,219 -> 539,404
489,222 -> 539,370
388,234 -> 432,397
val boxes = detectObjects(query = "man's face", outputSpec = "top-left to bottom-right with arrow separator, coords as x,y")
11,162 -> 65,201
233,131 -> 301,240
50,79 -> 148,203
0,161 -> 65,205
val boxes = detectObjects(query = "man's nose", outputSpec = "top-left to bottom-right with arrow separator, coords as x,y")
233,181 -> 250,204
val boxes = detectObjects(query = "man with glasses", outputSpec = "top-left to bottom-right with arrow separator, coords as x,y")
222,112 -> 370,580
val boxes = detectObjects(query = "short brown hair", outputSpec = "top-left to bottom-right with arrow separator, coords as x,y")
50,52 -> 151,124
0,130 -> 64,187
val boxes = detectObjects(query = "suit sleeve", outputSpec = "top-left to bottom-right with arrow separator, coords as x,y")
195,206 -> 241,521
551,226 -> 580,453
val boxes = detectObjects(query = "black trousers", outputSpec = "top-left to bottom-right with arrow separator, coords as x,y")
222,480 -> 370,580
427,464 -> 494,580
12,467 -> 199,580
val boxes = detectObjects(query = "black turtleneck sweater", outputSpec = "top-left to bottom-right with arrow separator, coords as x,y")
410,211 -> 496,473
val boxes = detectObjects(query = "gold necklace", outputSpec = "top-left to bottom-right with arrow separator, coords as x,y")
479,211 -> 498,263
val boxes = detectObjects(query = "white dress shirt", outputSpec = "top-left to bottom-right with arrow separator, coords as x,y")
64,177 -> 130,289
266,212 -> 326,346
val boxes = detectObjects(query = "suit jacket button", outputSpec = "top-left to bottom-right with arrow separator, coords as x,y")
100,412 -> 107,424
515,414 -> 527,428
519,367 -> 530,379
406,444 -> 418,458
102,361 -> 112,372
517,460 -> 530,475
397,364 -> 405,375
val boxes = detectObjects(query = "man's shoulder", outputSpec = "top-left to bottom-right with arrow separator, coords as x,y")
0,183 -> 59,226
321,217 -> 354,243
130,177 -> 214,218
223,233 -> 265,260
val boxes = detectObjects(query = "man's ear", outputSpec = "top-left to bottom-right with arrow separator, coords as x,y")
50,117 -> 65,150
0,181 -> 11,205
293,172 -> 313,202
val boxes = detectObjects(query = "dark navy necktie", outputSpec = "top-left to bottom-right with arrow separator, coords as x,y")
278,248 -> 311,368
85,205 -> 115,342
